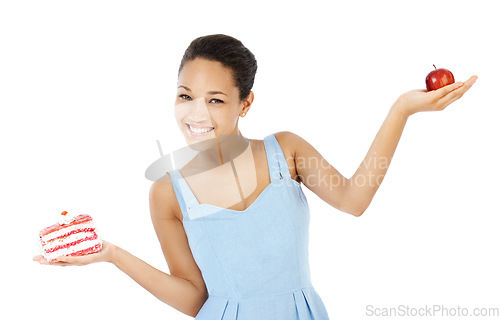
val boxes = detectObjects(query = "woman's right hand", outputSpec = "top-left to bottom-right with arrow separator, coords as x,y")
32,240 -> 117,266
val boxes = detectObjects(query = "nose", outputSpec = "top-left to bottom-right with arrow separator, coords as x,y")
188,97 -> 210,122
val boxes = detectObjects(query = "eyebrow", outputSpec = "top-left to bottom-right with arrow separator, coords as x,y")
177,85 -> 227,96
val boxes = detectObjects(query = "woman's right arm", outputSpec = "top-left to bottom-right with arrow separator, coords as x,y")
33,175 -> 209,318
114,177 -> 209,317
111,240 -> 208,317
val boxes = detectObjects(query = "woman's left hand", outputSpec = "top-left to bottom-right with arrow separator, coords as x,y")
394,75 -> 478,117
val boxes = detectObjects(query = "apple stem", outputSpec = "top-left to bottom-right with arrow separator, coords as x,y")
433,64 -> 436,69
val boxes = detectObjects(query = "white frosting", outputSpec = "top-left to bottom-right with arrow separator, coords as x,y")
41,221 -> 96,243
44,237 -> 103,262
57,211 -> 78,225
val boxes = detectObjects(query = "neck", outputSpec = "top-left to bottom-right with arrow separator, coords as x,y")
190,129 -> 249,173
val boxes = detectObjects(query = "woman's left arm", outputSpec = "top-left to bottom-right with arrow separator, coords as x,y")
343,75 -> 478,216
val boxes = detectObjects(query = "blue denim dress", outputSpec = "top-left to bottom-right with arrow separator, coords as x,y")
168,133 -> 330,320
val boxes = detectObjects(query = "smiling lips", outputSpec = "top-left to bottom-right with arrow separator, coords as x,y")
186,123 -> 215,136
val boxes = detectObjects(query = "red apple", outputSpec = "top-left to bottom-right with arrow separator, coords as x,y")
425,64 -> 455,91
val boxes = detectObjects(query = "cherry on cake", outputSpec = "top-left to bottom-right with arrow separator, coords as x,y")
39,211 -> 103,263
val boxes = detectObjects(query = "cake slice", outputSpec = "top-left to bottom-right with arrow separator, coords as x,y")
39,210 -> 103,263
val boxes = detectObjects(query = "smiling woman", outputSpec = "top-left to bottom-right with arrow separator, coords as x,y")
177,34 -> 257,101
33,32 -> 478,320
174,57 -> 248,144
172,35 -> 257,150
159,34 -> 331,319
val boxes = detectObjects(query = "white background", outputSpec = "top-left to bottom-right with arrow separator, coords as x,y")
1,0 -> 499,319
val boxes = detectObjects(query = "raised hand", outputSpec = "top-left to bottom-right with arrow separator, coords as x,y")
394,75 -> 478,117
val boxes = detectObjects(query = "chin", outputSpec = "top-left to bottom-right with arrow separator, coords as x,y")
184,131 -> 218,151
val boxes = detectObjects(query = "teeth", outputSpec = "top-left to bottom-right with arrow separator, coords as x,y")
188,124 -> 214,134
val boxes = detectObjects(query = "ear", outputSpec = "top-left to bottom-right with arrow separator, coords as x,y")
244,91 -> 254,107
241,91 -> 254,113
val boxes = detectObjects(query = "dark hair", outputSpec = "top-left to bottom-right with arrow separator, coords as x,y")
178,34 -> 258,101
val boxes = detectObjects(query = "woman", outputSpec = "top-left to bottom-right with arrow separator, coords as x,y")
33,34 -> 478,319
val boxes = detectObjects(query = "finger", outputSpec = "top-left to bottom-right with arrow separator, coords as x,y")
432,81 -> 464,100
454,75 -> 478,89
56,255 -> 74,263
54,255 -> 81,266
33,257 -> 68,266
33,255 -> 49,265
438,75 -> 478,107
465,75 -> 478,86
48,260 -> 72,266
57,255 -> 87,265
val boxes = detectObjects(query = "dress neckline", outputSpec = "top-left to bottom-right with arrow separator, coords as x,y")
174,135 -> 275,213
171,133 -> 292,218
176,168 -> 276,214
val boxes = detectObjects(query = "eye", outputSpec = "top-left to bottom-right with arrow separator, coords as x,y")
210,98 -> 224,104
179,94 -> 191,101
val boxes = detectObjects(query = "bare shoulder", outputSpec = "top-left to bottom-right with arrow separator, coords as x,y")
274,130 -> 318,160
273,131 -> 302,153
149,173 -> 182,221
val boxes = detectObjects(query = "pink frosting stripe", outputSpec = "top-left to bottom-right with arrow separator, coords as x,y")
43,232 -> 98,254
46,242 -> 102,263
68,242 -> 102,257
40,227 -> 96,245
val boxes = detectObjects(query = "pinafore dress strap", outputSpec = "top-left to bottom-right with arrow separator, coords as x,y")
169,169 -> 199,212
263,133 -> 292,182
165,170 -> 190,221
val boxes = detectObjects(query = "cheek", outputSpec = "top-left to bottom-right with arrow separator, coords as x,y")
173,103 -> 184,120
173,100 -> 199,121
173,106 -> 185,129
209,108 -> 234,126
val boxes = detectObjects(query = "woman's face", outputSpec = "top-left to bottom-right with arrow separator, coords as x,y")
174,58 -> 252,148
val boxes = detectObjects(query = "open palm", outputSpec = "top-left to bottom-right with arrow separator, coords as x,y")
396,75 -> 478,116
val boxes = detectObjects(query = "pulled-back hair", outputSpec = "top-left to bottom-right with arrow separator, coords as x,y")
178,34 -> 258,101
